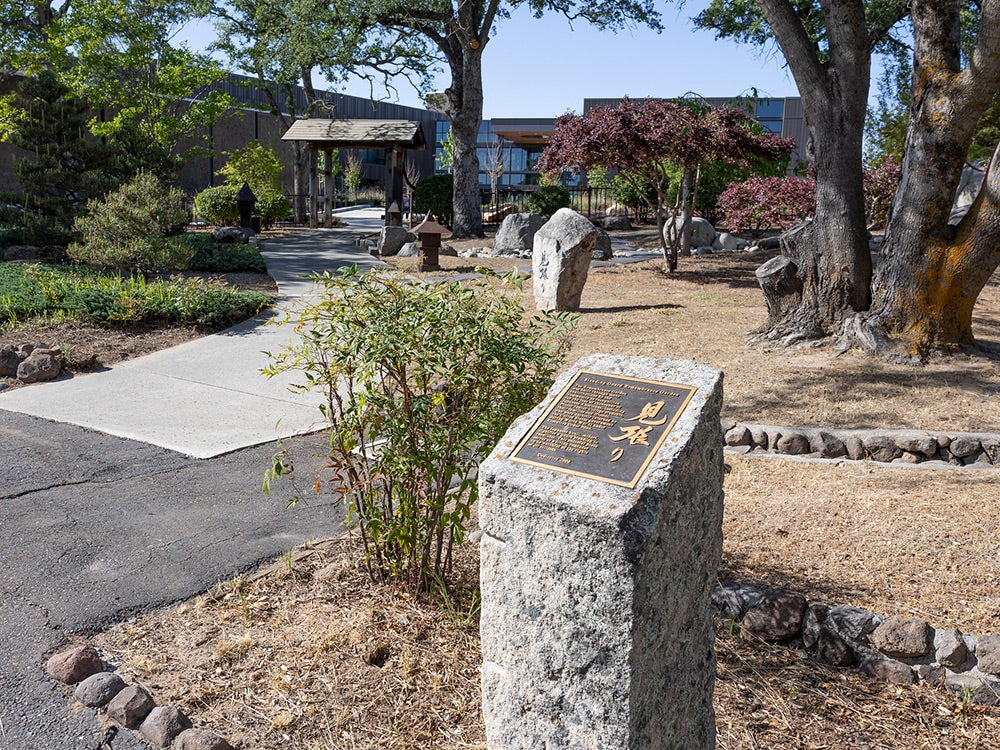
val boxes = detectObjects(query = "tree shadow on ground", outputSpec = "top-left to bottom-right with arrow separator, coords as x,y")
578,303 -> 683,314
720,551 -> 871,606
670,249 -> 779,290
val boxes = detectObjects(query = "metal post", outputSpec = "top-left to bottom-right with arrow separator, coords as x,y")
323,147 -> 334,228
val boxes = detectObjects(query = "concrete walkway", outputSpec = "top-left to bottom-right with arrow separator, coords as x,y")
0,208 -> 387,459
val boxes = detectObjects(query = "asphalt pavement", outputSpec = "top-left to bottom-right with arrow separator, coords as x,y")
0,209 -> 385,749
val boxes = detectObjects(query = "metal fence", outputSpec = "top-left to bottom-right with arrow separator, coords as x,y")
480,186 -> 617,221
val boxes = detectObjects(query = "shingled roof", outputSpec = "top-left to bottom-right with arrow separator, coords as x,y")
281,119 -> 427,149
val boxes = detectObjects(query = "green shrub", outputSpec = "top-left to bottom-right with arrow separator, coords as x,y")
194,184 -> 239,226
526,185 -> 571,217
412,174 -> 453,226
68,172 -> 192,275
611,173 -> 658,222
0,263 -> 271,328
254,185 -> 291,224
183,233 -> 267,273
263,268 -> 576,591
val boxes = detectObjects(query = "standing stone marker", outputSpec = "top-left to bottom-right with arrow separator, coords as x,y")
532,208 -> 600,311
479,353 -> 724,749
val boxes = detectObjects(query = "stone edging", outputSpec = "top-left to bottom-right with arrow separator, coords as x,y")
43,645 -> 233,749
713,581 -> 1000,705
723,421 -> 1000,469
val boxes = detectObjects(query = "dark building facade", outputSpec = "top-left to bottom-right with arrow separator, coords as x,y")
0,72 -> 448,199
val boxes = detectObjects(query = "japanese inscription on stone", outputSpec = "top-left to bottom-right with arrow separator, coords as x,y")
509,369 -> 697,488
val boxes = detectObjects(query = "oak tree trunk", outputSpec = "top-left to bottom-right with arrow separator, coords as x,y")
753,0 -> 872,343
860,0 -> 1000,357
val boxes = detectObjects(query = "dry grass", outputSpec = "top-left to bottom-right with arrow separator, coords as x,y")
87,230 -> 1000,748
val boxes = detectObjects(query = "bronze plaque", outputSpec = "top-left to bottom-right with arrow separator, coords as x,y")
509,370 -> 698,488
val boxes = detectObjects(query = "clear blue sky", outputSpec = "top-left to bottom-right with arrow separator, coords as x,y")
180,2 -> 804,119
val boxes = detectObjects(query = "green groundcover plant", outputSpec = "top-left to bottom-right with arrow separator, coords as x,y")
264,267 -> 576,592
0,263 -> 271,327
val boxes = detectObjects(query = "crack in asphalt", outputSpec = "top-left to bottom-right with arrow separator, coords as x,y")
1,478 -> 91,500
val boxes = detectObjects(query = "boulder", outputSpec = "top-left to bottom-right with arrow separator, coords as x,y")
377,226 -> 416,256
666,216 -> 716,248
16,349 -> 62,383
976,634 -> 1000,675
810,431 -> 847,458
933,628 -> 969,669
893,432 -> 938,457
0,346 -> 20,376
211,227 -> 253,244
776,432 -> 810,455
594,215 -> 631,231
724,425 -> 753,447
140,706 -> 193,748
74,672 -> 126,707
712,582 -> 763,621
397,241 -> 420,257
740,589 -> 807,642
859,657 -> 915,685
948,436 -> 980,458
714,232 -> 740,252
591,230 -> 613,261
828,605 -> 878,640
494,213 -> 547,255
107,685 -> 155,728
532,208 -> 599,311
45,645 -> 104,684
862,434 -> 904,463
605,203 -> 629,216
870,615 -> 931,659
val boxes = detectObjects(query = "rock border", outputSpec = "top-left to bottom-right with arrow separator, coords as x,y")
723,421 -> 1000,469
44,644 -> 234,749
714,580 -> 1000,705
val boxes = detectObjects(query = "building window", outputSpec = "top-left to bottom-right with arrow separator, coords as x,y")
755,98 -> 784,134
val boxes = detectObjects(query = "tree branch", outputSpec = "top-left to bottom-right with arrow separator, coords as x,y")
757,0 -> 830,97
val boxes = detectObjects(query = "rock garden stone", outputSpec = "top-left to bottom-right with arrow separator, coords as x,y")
801,603 -> 828,649
810,431 -> 847,458
893,432 -> 938,457
692,245 -> 714,255
16,349 -> 62,383
766,429 -> 783,452
211,227 -> 253,244
870,615 -> 931,659
139,706 -> 192,748
948,436 -> 980,458
776,432 -> 810,455
376,226 -> 415,256
494,213 -> 546,254
894,451 -> 922,464
45,645 -> 104,684
976,634 -> 1000,675
845,435 -> 865,461
750,426 -> 768,448
816,629 -> 858,667
740,590 -> 807,642
174,729 -> 235,750
0,346 -> 20,376
397,241 -> 420,257
713,232 -> 740,252
439,242 -> 458,257
982,438 -> 1000,463
532,208 -> 599,311
591,230 -> 612,260
667,215 -> 716,247
828,605 -> 878,640
944,673 -> 1000,705
967,448 -> 992,465
862,434 -> 904,463
107,685 -> 155,728
916,664 -> 948,687
933,628 -> 969,668
595,215 -> 631,231
605,203 -> 628,216
725,425 -> 753,447
74,672 -> 126,707
712,582 -> 762,621
859,657 -> 915,685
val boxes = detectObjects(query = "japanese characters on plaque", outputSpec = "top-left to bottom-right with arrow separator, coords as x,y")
508,370 -> 698,488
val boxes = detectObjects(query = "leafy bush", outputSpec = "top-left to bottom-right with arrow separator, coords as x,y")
0,263 -> 271,327
183,233 -> 267,273
68,172 -> 192,274
194,184 -> 239,226
717,176 -> 817,232
412,174 -> 453,226
254,185 -> 292,224
863,159 -> 902,228
611,173 -> 659,222
526,185 -> 571,217
264,268 -> 575,591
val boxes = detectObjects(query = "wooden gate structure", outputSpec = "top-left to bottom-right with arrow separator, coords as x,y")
281,119 -> 428,228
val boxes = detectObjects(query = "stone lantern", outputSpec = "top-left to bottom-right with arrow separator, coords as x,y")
386,200 -> 402,228
411,212 -> 450,272
235,182 -> 257,230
